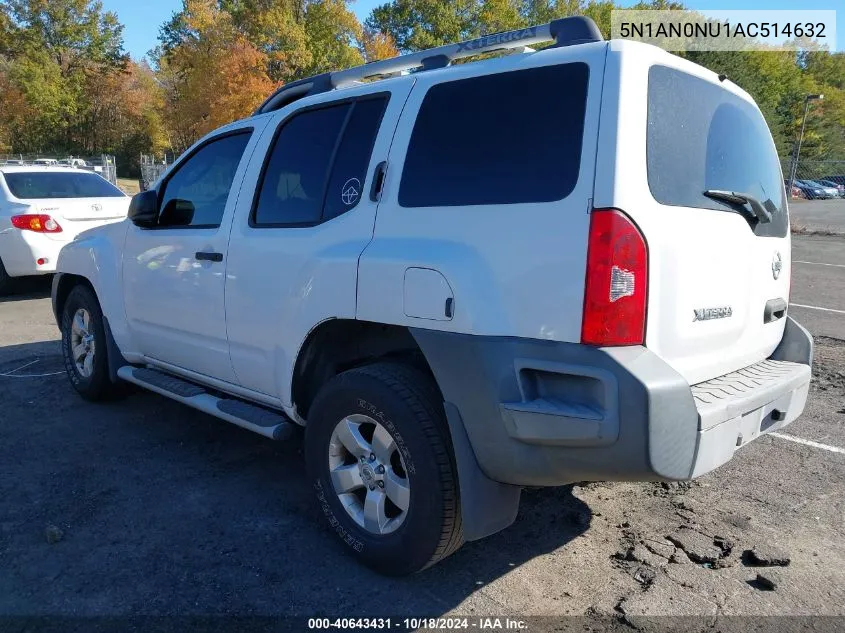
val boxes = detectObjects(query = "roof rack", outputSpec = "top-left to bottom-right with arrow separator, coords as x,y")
254,15 -> 603,115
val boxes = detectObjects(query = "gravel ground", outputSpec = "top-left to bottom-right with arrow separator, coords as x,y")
0,235 -> 843,630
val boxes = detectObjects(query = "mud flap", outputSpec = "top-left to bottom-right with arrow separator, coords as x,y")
103,317 -> 129,384
443,401 -> 521,541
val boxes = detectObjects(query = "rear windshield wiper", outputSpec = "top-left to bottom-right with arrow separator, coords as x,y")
703,190 -> 772,224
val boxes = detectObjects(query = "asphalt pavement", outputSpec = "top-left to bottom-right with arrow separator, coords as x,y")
0,234 -> 842,627
790,198 -> 845,235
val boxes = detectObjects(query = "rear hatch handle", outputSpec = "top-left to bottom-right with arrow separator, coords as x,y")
703,189 -> 772,224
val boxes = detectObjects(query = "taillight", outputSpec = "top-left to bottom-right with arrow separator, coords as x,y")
11,214 -> 63,233
581,208 -> 648,346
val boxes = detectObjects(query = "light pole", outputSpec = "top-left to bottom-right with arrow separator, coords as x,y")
787,93 -> 823,197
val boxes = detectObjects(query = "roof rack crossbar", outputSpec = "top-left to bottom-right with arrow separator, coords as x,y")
254,16 -> 602,115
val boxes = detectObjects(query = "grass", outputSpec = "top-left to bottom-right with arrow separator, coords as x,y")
116,177 -> 140,196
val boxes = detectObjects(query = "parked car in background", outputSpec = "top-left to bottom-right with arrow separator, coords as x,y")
0,166 -> 130,294
58,158 -> 89,168
817,179 -> 845,197
794,179 -> 837,199
823,175 -> 845,187
32,158 -> 58,166
785,180 -> 804,199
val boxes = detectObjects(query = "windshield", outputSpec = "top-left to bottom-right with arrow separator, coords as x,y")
647,65 -> 787,238
2,171 -> 125,199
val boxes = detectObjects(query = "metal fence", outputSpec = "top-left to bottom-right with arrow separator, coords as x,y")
781,157 -> 845,200
139,154 -> 175,192
0,153 -> 118,185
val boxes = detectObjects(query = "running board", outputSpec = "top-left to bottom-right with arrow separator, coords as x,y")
116,366 -> 296,440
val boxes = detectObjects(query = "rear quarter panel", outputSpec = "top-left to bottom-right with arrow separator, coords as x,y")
357,43 -> 609,341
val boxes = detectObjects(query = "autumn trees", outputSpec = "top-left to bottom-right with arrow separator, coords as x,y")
0,0 -> 167,170
0,0 -> 843,173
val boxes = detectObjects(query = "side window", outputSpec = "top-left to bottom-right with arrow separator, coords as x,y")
322,97 -> 387,221
399,63 -> 589,208
158,131 -> 251,228
253,95 -> 388,227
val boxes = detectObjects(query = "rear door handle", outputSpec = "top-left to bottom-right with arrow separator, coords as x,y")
195,251 -> 223,262
764,298 -> 787,323
370,161 -> 387,202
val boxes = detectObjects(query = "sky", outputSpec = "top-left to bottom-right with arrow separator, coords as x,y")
101,0 -> 843,61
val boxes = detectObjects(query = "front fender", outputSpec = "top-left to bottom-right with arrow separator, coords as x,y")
54,221 -> 140,360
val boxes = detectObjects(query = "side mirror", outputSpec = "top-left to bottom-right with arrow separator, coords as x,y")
128,190 -> 159,228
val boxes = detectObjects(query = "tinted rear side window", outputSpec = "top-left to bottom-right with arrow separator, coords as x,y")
647,65 -> 787,237
322,97 -> 387,221
3,171 -> 125,199
399,63 -> 589,207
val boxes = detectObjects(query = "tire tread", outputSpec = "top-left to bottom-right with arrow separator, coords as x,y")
351,362 -> 464,569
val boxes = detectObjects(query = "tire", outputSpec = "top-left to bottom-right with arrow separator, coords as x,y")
0,257 -> 12,296
305,362 -> 463,575
60,284 -> 123,401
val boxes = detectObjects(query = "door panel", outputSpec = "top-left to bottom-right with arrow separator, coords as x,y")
225,81 -> 414,402
123,125 -> 265,382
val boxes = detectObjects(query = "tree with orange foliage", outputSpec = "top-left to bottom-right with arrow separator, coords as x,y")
361,27 -> 399,62
155,0 -> 277,151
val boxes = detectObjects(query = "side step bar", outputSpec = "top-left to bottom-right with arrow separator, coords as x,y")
116,366 -> 296,441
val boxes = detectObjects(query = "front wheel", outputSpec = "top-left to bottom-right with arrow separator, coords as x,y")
60,285 -> 123,401
305,362 -> 463,575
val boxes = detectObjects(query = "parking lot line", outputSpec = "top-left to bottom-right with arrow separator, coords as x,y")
770,432 -> 845,455
794,260 -> 845,268
0,359 -> 39,376
790,303 -> 845,315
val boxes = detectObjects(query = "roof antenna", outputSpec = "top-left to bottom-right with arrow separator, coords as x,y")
718,74 -> 728,82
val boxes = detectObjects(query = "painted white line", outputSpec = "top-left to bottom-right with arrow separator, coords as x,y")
0,358 -> 64,378
794,260 -> 845,268
770,432 -> 845,455
790,303 -> 845,315
0,359 -> 39,376
0,371 -> 65,378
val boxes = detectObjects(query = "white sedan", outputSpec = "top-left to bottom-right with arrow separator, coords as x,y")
0,166 -> 130,294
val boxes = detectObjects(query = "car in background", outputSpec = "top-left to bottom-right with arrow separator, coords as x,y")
0,166 -> 130,294
58,158 -> 89,168
794,179 -> 838,199
817,179 -> 845,198
823,175 -> 845,187
32,158 -> 58,166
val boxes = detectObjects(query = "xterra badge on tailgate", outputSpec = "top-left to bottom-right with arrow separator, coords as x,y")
693,306 -> 733,321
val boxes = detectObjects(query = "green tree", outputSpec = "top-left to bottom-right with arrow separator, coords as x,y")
0,0 -> 129,153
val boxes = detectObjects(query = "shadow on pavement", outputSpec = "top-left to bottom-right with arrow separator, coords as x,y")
0,275 -> 52,302
0,340 -> 591,617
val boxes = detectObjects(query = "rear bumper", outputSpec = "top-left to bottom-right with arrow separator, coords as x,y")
0,229 -> 65,276
412,316 -> 813,487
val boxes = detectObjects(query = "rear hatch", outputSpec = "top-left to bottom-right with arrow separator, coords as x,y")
606,55 -> 790,385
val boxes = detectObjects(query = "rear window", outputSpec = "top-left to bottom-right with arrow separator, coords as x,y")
647,65 -> 787,237
3,171 -> 125,199
399,63 -> 589,207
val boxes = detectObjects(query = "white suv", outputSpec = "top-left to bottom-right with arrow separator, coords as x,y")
51,17 -> 812,575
